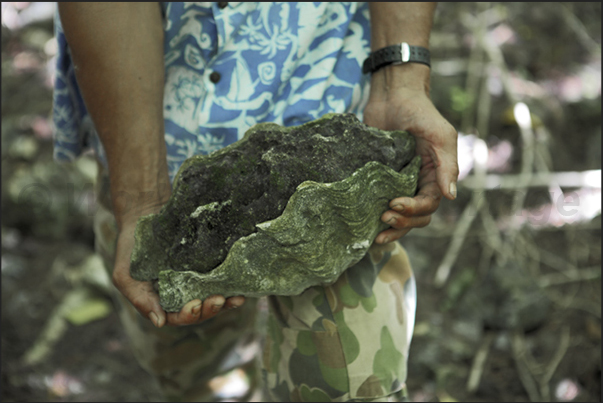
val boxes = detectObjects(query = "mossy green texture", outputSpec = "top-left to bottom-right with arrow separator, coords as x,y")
159,157 -> 420,311
129,113 -> 420,311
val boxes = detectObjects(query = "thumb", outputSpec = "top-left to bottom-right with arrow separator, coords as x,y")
113,222 -> 167,328
142,293 -> 166,328
434,147 -> 459,201
114,272 -> 167,328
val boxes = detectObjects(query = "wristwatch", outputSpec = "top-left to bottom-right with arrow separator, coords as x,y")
362,42 -> 431,74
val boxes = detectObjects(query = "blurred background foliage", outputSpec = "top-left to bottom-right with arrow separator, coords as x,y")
1,2 -> 601,402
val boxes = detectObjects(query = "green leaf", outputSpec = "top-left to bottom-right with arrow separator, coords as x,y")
64,298 -> 112,326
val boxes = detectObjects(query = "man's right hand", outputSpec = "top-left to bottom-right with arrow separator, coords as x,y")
57,3 -> 245,327
113,212 -> 245,328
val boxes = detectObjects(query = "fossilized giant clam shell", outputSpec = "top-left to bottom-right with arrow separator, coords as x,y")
129,113 -> 420,311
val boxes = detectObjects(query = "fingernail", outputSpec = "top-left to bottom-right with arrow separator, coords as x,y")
212,303 -> 224,313
191,303 -> 202,315
391,203 -> 405,212
387,217 -> 397,225
382,236 -> 390,244
449,182 -> 457,199
149,312 -> 159,327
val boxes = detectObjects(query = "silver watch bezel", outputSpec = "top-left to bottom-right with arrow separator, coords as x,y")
392,42 -> 410,66
401,42 -> 410,63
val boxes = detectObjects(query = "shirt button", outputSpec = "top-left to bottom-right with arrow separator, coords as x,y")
209,71 -> 221,83
217,2 -> 228,9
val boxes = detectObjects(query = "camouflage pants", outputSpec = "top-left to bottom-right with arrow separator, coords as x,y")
94,169 -> 415,402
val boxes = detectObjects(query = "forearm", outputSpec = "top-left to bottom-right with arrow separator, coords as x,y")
368,2 -> 436,93
58,2 -> 169,228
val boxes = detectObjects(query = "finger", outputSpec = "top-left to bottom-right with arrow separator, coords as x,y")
224,296 -> 245,310
165,299 -> 203,326
166,295 -> 225,326
375,227 -> 412,244
433,137 -> 459,201
381,211 -> 432,231
389,193 -> 440,217
201,294 -> 226,319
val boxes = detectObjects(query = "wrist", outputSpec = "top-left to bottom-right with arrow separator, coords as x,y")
111,174 -> 171,229
369,62 -> 431,97
367,2 -> 435,96
105,134 -> 171,229
116,200 -> 168,230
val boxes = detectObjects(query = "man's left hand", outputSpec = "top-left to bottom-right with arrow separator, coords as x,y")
363,69 -> 458,244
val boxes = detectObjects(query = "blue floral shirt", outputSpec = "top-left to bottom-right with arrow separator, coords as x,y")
52,2 -> 371,181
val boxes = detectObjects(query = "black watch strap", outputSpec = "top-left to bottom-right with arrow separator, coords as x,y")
362,43 -> 431,74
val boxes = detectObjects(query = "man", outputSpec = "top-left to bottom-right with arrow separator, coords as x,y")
54,3 -> 457,401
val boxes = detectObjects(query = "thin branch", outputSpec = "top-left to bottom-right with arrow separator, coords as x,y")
460,3 -> 490,133
475,62 -> 493,138
516,231 -> 542,278
539,326 -> 571,402
535,220 -> 601,232
466,331 -> 495,393
512,331 -> 542,402
537,247 -> 581,285
510,107 -> 536,226
434,138 -> 490,287
433,195 -> 483,287
460,170 -> 602,190
478,204 -> 508,266
539,267 -> 601,287
547,289 -> 602,318
558,3 -> 601,57
477,239 -> 495,277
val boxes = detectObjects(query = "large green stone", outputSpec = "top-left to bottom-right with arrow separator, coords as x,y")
130,113 -> 420,311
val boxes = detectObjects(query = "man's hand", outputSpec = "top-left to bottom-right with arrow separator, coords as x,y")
113,206 -> 245,328
58,3 -> 244,327
364,64 -> 458,244
365,2 -> 458,244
